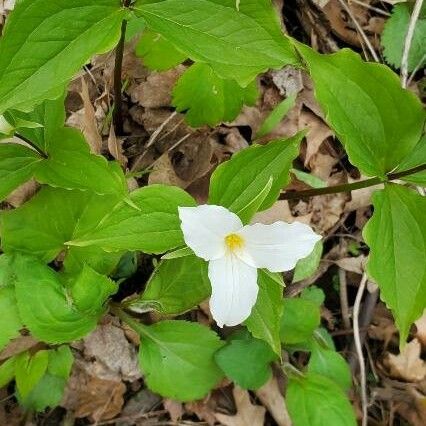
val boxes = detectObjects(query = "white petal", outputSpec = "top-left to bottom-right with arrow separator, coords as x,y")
208,254 -> 258,327
178,205 -> 242,261
237,221 -> 321,272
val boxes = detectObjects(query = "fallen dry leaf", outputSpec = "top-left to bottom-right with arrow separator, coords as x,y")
83,321 -> 141,382
335,255 -> 366,275
386,339 -> 426,382
62,360 -> 126,421
79,77 -> 102,154
163,399 -> 184,423
108,124 -> 128,167
215,386 -> 266,426
255,377 -> 292,426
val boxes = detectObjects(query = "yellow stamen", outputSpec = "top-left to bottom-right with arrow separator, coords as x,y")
225,233 -> 244,251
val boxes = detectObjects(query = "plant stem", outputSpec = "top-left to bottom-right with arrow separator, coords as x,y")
113,0 -> 132,136
15,133 -> 48,159
280,163 -> 426,200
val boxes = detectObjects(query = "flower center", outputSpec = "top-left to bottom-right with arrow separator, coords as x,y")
225,233 -> 244,251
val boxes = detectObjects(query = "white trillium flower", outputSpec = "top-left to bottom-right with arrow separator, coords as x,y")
178,205 -> 322,327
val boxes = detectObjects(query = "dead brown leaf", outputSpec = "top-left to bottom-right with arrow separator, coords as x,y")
163,399 -> 183,423
215,386 -> 266,426
108,124 -> 128,167
386,339 -> 426,382
79,78 -> 102,154
255,377 -> 292,426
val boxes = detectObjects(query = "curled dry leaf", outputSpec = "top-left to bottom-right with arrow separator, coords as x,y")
83,321 -> 141,382
163,399 -> 184,423
386,339 -> 426,382
62,360 -> 126,421
415,310 -> 426,347
335,255 -> 366,275
108,124 -> 128,167
215,386 -> 266,426
255,377 -> 292,426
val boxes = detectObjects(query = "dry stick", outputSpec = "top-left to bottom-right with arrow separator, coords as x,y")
349,0 -> 390,16
112,0 -> 132,136
339,268 -> 352,330
353,273 -> 369,426
280,163 -> 426,200
401,0 -> 425,88
337,0 -> 380,62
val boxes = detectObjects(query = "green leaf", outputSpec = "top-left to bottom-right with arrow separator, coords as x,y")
308,344 -> 352,391
135,0 -> 298,86
0,288 -> 22,352
68,184 -> 196,254
382,4 -> 426,72
172,63 -> 258,127
133,255 -> 210,315
215,330 -> 276,390
296,44 -> 425,177
363,184 -> 426,344
34,128 -> 127,195
280,298 -> 321,345
291,169 -> 327,189
256,94 -> 297,138
64,246 -> 123,276
300,286 -> 325,307
209,134 -> 302,223
0,187 -> 121,262
136,29 -> 187,70
245,269 -> 283,355
67,265 -> 117,317
0,356 -> 16,388
20,346 -> 74,411
15,350 -> 49,400
0,255 -> 23,351
293,241 -> 323,282
8,95 -> 66,152
0,0 -> 126,114
286,372 -> 357,426
0,143 -> 42,201
137,320 -> 224,401
395,135 -> 426,186
11,255 -> 115,343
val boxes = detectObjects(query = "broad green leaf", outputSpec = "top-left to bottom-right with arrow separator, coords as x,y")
363,184 -> 426,343
67,265 -> 117,317
133,255 -> 210,315
172,63 -> 258,127
256,94 -> 297,138
137,320 -> 224,401
280,298 -> 320,345
245,270 -> 283,355
296,44 -> 425,177
300,286 -> 325,307
209,134 -> 302,223
11,255 -> 115,343
291,169 -> 327,189
286,372 -> 357,426
135,0 -> 298,86
0,0 -> 126,114
0,288 -> 22,352
308,344 -> 352,391
68,184 -> 196,254
34,128 -> 127,195
0,356 -> 16,388
0,187 -> 121,262
382,4 -> 426,71
0,255 -> 23,351
15,350 -> 49,400
161,246 -> 194,260
293,241 -> 323,282
64,246 -> 123,275
136,29 -> 187,70
20,346 -> 74,411
8,95 -> 66,152
0,143 -> 42,201
215,330 -> 276,389
395,135 -> 426,186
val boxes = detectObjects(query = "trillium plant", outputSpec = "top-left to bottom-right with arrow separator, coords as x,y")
179,205 -> 321,326
0,0 -> 425,425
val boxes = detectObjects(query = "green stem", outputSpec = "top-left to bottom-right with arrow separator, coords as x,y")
110,304 -> 154,340
282,362 -> 305,380
280,163 -> 426,200
112,0 -> 132,136
15,133 -> 48,159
